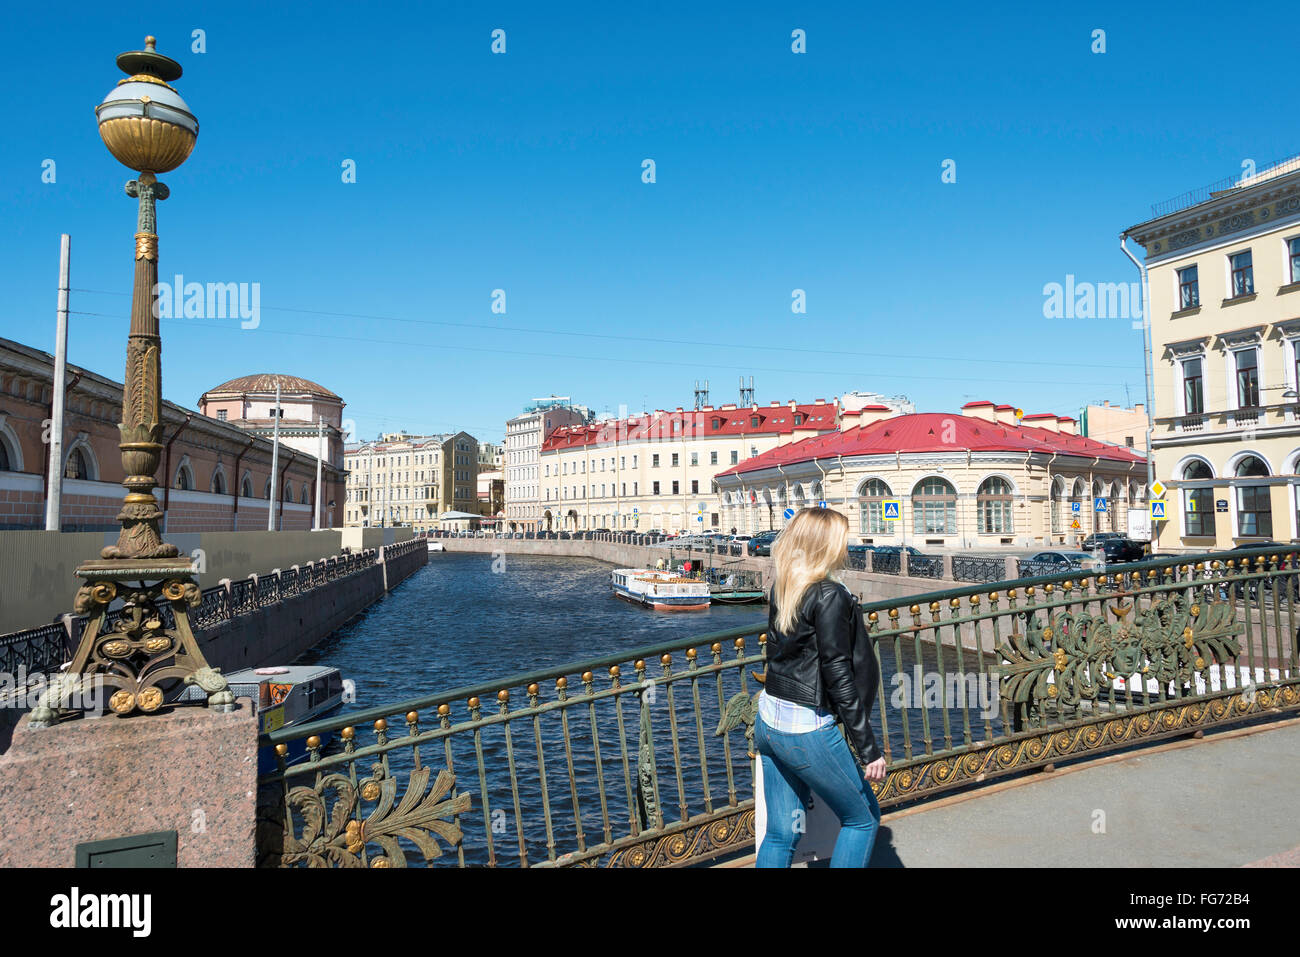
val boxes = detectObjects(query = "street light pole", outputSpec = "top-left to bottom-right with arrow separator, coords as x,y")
267,380 -> 281,530
32,36 -> 233,727
45,234 -> 70,531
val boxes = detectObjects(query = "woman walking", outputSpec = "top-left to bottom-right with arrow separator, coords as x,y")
755,508 -> 886,868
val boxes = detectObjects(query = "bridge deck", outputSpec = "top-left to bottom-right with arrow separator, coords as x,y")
722,717 -> 1300,867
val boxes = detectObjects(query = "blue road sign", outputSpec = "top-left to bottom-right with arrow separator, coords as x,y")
783,508 -> 794,520
1151,500 -> 1167,520
1094,497 -> 1107,512
1071,501 -> 1081,513
817,500 -> 827,509
882,500 -> 901,521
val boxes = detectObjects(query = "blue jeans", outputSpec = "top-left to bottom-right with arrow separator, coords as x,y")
754,716 -> 881,868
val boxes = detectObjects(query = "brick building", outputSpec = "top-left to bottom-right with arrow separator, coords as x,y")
0,337 -> 341,532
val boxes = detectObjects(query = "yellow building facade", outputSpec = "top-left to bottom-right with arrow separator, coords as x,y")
1125,157 -> 1300,551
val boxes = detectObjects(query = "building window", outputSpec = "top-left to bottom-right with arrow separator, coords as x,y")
857,478 -> 892,534
751,416 -> 759,428
1182,460 -> 1214,537
1290,237 -> 1300,284
672,481 -> 679,495
691,480 -> 699,494
217,409 -> 228,421
671,453 -> 679,467
912,477 -> 957,535
64,448 -> 89,480
710,451 -> 718,466
1235,348 -> 1260,408
794,413 -> 803,426
976,477 -> 1014,534
730,450 -> 739,465
652,454 -> 660,468
1182,357 -> 1204,414
1176,264 -> 1199,309
653,481 -> 660,495
1235,455 -> 1271,537
690,453 -> 698,466
1230,250 -> 1254,297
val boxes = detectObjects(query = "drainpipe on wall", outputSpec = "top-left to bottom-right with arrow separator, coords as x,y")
277,450 -> 297,531
1120,234 -> 1158,525
231,437 -> 254,531
161,412 -> 194,533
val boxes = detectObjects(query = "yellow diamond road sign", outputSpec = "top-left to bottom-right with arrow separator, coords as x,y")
1150,480 -> 1166,498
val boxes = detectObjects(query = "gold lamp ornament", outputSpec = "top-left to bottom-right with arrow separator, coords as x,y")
96,36 -> 198,174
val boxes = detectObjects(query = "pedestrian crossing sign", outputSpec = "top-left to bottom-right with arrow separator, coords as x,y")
881,499 -> 901,521
1150,500 -> 1167,520
1094,497 -> 1107,512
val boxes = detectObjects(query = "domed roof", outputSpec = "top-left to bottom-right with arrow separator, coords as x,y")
203,373 -> 340,400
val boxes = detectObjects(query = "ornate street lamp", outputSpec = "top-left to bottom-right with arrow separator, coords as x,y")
30,37 -> 232,727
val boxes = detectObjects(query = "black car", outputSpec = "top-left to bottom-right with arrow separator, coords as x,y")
1227,543 -> 1297,599
1080,533 -> 1147,563
747,530 -> 780,557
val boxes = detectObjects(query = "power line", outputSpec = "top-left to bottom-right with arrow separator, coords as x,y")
66,288 -> 1142,373
65,310 -> 1138,390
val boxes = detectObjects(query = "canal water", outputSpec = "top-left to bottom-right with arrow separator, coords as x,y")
288,552 -> 1008,866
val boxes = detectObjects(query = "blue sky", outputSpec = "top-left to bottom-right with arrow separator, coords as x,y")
3,0 -> 1296,443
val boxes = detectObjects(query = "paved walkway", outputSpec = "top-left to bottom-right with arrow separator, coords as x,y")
729,718 -> 1300,867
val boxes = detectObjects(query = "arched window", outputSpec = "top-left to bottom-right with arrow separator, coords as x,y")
1235,455 -> 1271,537
976,477 -> 1013,534
302,483 -> 311,506
212,470 -> 227,495
0,441 -> 9,472
857,478 -> 893,534
912,477 -> 957,536
64,448 -> 89,480
1050,478 -> 1064,534
241,474 -> 253,499
264,478 -> 272,500
1183,460 -> 1214,537
284,483 -> 296,504
174,464 -> 192,491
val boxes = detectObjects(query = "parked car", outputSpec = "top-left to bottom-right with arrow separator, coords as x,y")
870,545 -> 926,558
747,531 -> 781,557
1227,542 -> 1297,598
1080,533 -> 1147,563
1021,550 -> 1101,574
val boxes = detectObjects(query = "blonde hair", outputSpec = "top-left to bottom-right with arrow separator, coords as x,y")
771,508 -> 849,634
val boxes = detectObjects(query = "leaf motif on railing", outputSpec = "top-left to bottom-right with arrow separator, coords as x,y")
636,693 -> 662,831
264,766 -> 471,868
997,593 -> 1242,724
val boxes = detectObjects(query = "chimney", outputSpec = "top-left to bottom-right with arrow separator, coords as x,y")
994,404 -> 1018,426
1020,413 -> 1058,433
856,405 -> 895,428
1057,416 -> 1077,435
962,400 -> 996,423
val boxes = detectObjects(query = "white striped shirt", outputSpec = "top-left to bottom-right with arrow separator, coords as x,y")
757,689 -> 836,733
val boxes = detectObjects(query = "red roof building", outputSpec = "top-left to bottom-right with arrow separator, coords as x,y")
712,403 -> 1147,548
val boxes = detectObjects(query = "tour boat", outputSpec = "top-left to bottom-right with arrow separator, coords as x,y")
178,664 -> 347,773
610,568 -> 712,611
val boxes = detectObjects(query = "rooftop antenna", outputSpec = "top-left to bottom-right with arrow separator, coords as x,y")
739,375 -> 755,407
694,379 -> 710,410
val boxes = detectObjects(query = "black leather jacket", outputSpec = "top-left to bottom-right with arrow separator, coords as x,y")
763,579 -> 882,764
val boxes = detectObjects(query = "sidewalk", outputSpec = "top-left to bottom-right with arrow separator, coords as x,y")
728,718 -> 1300,867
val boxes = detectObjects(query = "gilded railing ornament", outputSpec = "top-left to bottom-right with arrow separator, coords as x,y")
257,766 -> 471,867
997,593 -> 1242,724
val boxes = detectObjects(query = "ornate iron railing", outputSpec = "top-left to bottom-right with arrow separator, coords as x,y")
258,544 -> 1300,868
952,555 -> 1006,583
906,555 -> 945,579
872,551 -> 901,575
0,545 -> 391,681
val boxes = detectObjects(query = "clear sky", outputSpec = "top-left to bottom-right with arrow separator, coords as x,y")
3,0 -> 1296,444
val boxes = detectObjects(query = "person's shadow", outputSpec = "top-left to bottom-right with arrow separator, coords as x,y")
803,826 -> 903,867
